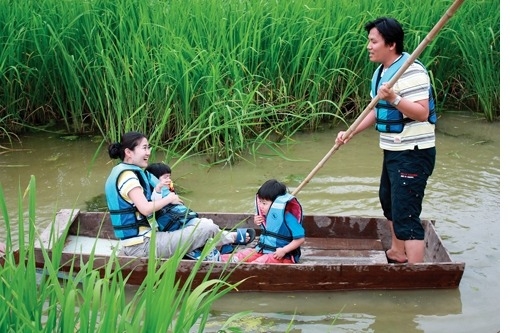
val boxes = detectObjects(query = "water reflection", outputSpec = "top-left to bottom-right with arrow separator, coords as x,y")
198,289 -> 462,332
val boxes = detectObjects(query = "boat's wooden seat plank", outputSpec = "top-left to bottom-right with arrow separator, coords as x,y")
61,235 -> 388,265
63,236 -> 119,256
304,237 -> 383,250
300,237 -> 387,264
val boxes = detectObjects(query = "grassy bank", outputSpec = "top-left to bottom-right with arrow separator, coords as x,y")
0,0 -> 499,164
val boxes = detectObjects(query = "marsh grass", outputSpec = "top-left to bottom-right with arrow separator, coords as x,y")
451,0 -> 500,121
0,0 -> 499,164
0,177 -> 267,332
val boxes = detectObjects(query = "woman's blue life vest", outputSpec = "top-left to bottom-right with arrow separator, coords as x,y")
146,173 -> 199,232
371,52 -> 437,133
105,163 -> 153,240
255,193 -> 305,262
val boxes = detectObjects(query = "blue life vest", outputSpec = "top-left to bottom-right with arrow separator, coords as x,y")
255,193 -> 304,262
371,52 -> 437,133
105,163 -> 152,240
146,174 -> 199,231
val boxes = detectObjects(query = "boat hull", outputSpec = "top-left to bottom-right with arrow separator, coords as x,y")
33,209 -> 465,291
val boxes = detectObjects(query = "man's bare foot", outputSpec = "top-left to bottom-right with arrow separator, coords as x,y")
385,250 -> 407,264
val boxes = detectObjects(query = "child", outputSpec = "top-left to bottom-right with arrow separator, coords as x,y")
145,162 -> 195,232
145,162 -> 255,260
221,179 -> 305,264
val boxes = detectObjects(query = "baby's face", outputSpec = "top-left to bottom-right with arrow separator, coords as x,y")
159,173 -> 171,181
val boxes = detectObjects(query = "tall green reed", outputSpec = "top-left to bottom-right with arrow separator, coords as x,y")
451,1 -> 499,121
0,177 -> 254,332
0,0 -> 499,164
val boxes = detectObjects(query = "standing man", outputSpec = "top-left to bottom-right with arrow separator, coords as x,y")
335,17 -> 436,264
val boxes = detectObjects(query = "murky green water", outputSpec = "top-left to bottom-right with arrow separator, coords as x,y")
0,111 -> 500,332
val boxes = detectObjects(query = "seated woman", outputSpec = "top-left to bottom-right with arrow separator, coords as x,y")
105,131 -> 253,259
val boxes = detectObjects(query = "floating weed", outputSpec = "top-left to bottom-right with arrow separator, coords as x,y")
472,140 -> 492,146
60,135 -> 80,141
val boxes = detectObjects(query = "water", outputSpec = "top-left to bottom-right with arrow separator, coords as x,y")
0,112 -> 500,332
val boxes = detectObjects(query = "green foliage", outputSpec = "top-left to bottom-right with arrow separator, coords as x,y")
450,1 -> 500,121
0,177 -> 253,332
0,0 -> 500,163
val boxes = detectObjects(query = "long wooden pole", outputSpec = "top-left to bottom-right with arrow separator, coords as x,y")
291,0 -> 465,196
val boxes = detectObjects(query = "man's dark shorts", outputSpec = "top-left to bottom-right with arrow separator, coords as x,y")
379,146 -> 436,240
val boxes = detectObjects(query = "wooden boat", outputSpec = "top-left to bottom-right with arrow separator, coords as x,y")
33,209 -> 465,292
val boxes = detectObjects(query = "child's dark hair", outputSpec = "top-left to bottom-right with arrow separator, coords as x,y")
107,131 -> 146,160
257,179 -> 288,201
146,162 -> 172,179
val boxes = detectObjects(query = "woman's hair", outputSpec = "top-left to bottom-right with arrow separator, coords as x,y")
364,17 -> 404,54
146,162 -> 171,178
107,131 -> 146,161
257,179 -> 288,201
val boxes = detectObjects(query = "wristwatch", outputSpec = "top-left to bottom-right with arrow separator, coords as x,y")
391,95 -> 402,106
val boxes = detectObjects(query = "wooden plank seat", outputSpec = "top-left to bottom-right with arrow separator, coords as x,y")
61,235 -> 387,265
300,237 -> 387,265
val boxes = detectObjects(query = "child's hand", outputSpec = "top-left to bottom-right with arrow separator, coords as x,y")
273,248 -> 286,260
157,179 -> 174,192
155,183 -> 164,193
166,193 -> 182,205
254,215 -> 265,226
